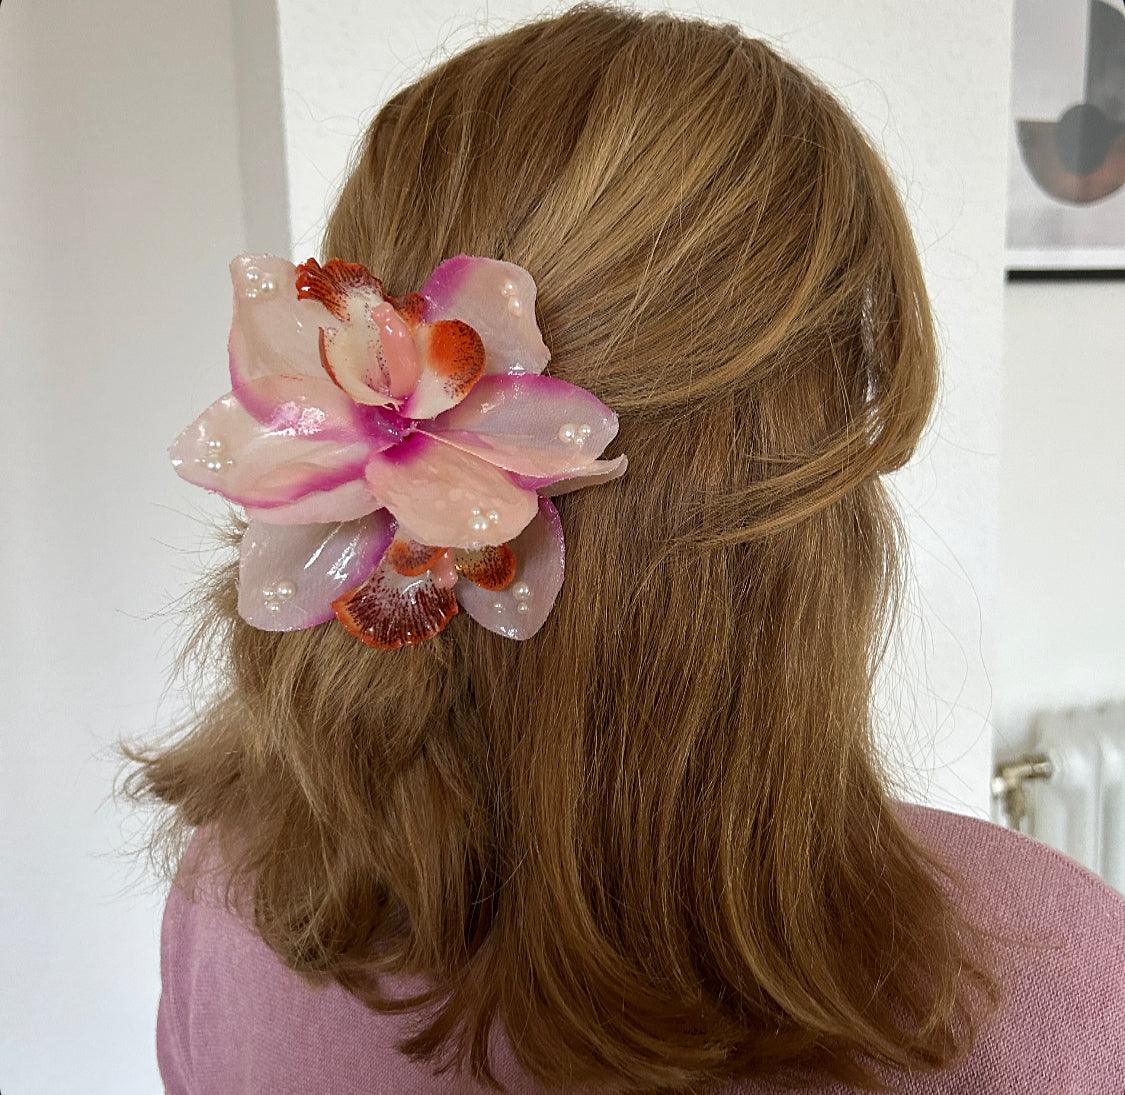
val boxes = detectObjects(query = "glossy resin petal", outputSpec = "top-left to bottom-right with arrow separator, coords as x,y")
333,556 -> 458,649
456,498 -> 564,639
426,374 -> 618,477
246,478 -> 381,526
364,433 -> 538,549
399,319 -> 486,421
455,543 -> 517,591
385,539 -> 445,578
228,255 -> 332,389
421,256 -> 550,376
170,381 -> 374,509
238,511 -> 394,630
517,454 -> 629,496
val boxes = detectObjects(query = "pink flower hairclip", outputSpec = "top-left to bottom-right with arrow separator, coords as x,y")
171,254 -> 626,648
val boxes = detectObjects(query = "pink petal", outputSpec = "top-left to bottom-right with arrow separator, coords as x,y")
515,454 -> 629,496
456,499 -> 564,640
371,302 -> 421,397
364,433 -> 538,549
399,320 -> 485,420
238,511 -> 394,630
246,478 -> 381,525
232,374 -> 374,442
332,554 -> 458,649
170,382 -> 373,509
421,256 -> 550,377
228,255 -> 332,389
425,374 -> 618,477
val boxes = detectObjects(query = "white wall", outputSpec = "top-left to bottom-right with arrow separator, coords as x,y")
995,283 -> 1125,751
0,3 -> 244,1091
275,0 -> 1015,817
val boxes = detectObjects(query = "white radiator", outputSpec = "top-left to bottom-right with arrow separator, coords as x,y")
993,702 -> 1125,894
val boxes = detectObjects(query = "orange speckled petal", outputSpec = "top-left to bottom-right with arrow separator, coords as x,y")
400,320 -> 486,420
385,538 -> 445,578
454,544 -> 517,591
296,257 -> 383,321
333,556 -> 458,649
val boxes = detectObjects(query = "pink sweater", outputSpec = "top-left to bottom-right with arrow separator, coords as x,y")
157,805 -> 1125,1094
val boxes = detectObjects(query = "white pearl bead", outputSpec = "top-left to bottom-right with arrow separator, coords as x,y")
515,602 -> 530,614
501,280 -> 517,296
245,269 -> 261,283
470,517 -> 490,533
257,277 -> 276,296
558,423 -> 577,443
511,582 -> 531,601
275,580 -> 296,600
265,601 -> 281,613
577,423 -> 592,440
507,296 -> 522,316
206,438 -> 224,451
486,510 -> 500,524
204,458 -> 224,472
470,507 -> 482,517
262,586 -> 276,599
492,601 -> 504,614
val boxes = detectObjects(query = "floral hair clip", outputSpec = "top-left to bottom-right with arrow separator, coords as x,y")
171,254 -> 626,648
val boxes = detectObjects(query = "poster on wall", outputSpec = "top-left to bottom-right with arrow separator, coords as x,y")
1006,0 -> 1125,274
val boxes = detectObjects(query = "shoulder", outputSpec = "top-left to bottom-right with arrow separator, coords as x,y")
896,804 -> 1125,1094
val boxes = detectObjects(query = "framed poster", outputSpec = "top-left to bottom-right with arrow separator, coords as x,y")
1006,0 -> 1125,275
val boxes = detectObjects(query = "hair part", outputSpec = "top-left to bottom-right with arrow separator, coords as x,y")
127,7 -> 997,1091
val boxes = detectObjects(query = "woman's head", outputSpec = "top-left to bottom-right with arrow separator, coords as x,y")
132,7 -> 993,1090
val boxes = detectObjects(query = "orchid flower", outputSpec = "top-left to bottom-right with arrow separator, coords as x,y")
171,254 -> 626,648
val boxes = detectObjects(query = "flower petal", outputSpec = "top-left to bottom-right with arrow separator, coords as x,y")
333,556 -> 458,649
399,320 -> 486,420
514,454 -> 630,496
456,499 -> 564,640
295,257 -> 383,322
364,433 -> 538,548
454,544 -> 517,591
228,255 -> 333,389
385,539 -> 445,578
238,511 -> 394,630
425,374 -> 618,477
170,381 -> 373,509
246,478 -> 381,525
421,256 -> 550,376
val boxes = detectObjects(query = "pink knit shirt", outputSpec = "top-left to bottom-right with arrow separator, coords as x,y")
157,805 -> 1125,1093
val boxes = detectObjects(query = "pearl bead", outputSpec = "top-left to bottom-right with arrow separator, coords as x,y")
486,510 -> 500,524
204,458 -> 225,472
511,582 -> 531,601
265,602 -> 281,614
470,516 -> 490,533
577,423 -> 592,441
274,580 -> 296,600
470,507 -> 482,517
206,438 -> 223,451
506,296 -> 522,316
492,601 -> 504,614
558,423 -> 577,443
515,602 -> 530,614
257,277 -> 276,296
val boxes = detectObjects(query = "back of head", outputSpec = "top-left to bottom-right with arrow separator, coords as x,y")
133,7 -> 995,1090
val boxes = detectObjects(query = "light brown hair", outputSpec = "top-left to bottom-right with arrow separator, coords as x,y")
128,7 -> 997,1090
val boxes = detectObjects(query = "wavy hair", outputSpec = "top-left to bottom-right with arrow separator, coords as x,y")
127,7 -> 997,1090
